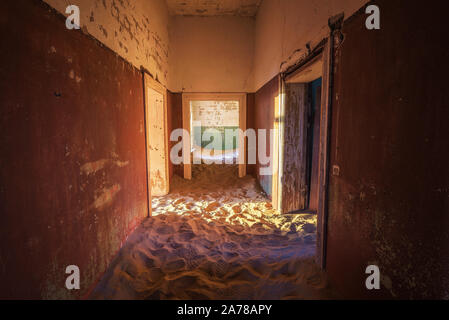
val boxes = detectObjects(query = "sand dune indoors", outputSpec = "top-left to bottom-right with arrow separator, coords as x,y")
90,165 -> 334,300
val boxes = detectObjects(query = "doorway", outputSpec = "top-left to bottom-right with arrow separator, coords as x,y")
307,78 -> 322,212
277,38 -> 333,269
182,93 -> 247,180
281,77 -> 322,214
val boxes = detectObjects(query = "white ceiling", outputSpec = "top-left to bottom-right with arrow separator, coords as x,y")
166,0 -> 263,17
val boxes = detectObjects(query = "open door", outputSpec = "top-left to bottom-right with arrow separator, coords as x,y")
281,83 -> 310,213
143,72 -> 169,197
278,36 -> 333,269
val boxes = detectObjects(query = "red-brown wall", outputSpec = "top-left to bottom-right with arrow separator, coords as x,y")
167,91 -> 183,179
0,0 -> 148,299
326,0 -> 449,299
253,76 -> 279,197
246,93 -> 256,176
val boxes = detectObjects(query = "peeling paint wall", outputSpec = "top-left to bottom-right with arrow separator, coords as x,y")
166,0 -> 262,17
169,16 -> 255,93
0,0 -> 147,299
326,0 -> 449,299
44,0 -> 170,87
191,101 -> 240,127
254,0 -> 367,91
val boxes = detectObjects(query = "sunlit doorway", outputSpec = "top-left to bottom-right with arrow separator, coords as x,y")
182,93 -> 247,180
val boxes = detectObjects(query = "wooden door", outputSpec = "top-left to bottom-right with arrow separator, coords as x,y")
281,83 -> 310,213
144,73 -> 169,197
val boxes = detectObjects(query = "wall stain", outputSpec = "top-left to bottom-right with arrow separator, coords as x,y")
80,158 -> 130,176
92,184 -> 121,210
0,0 -> 148,299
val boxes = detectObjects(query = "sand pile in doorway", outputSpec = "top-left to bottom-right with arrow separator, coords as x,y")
90,165 -> 335,300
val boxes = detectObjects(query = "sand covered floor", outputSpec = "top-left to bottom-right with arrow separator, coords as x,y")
90,165 -> 335,299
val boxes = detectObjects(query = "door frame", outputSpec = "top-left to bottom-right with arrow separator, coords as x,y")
181,93 -> 247,180
278,36 -> 333,269
142,71 -> 170,207
272,88 -> 282,211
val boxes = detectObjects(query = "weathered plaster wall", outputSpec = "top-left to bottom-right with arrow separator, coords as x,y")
0,0 -> 147,299
254,0 -> 367,91
166,0 -> 262,17
326,0 -> 449,299
191,101 -> 239,127
169,16 -> 255,93
44,0 -> 170,87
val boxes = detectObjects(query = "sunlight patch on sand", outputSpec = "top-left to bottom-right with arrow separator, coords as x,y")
90,165 -> 335,300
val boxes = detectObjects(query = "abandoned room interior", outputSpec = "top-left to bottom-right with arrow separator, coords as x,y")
0,0 -> 448,301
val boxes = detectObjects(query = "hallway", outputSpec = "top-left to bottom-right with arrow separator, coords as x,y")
1,0 -> 448,301
90,165 -> 332,299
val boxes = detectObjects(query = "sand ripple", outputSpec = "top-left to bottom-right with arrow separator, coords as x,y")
90,165 -> 335,300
